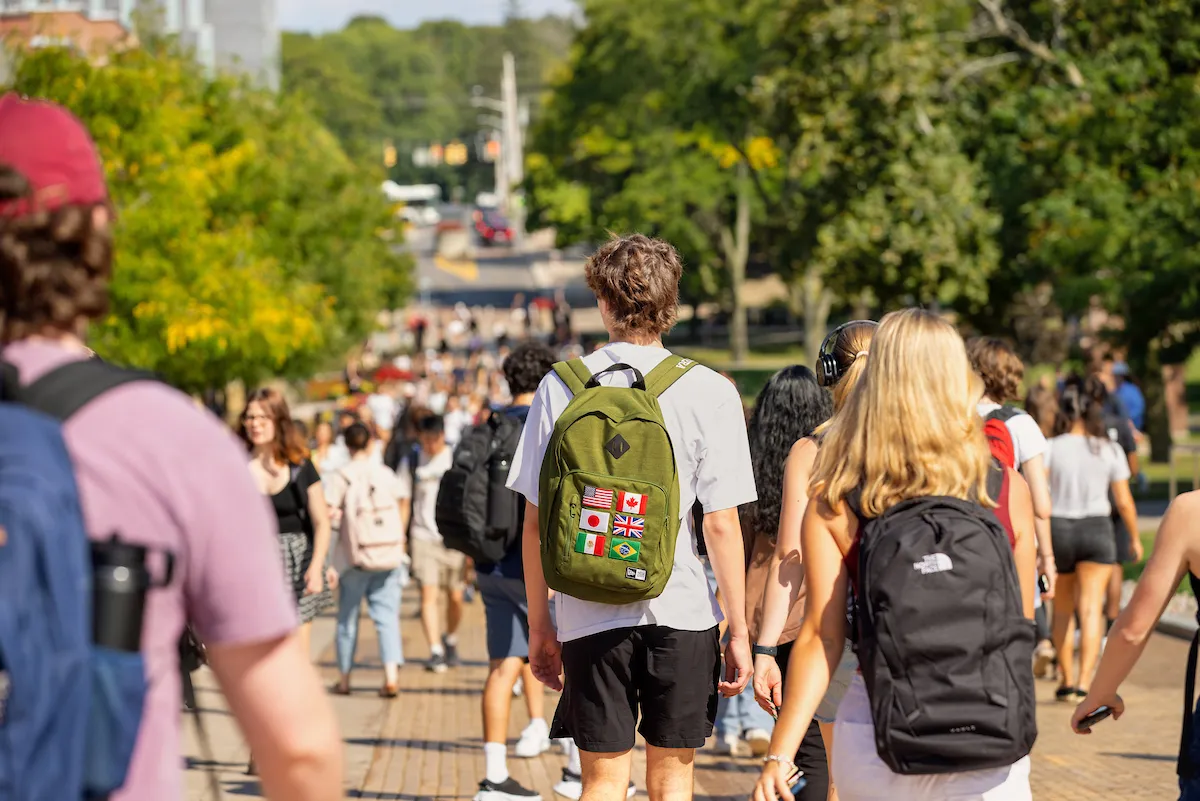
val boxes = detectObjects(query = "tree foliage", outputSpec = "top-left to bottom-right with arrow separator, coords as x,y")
281,13 -> 574,196
7,44 -> 409,392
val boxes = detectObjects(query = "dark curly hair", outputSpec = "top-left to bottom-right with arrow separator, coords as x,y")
585,234 -> 682,338
967,336 -> 1025,404
503,340 -> 558,396
741,365 -> 833,540
0,166 -> 112,341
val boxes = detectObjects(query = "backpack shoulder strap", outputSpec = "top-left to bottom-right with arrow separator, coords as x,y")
645,354 -> 698,398
1180,627 -> 1200,777
986,405 -> 1025,423
5,358 -> 158,422
552,359 -> 591,397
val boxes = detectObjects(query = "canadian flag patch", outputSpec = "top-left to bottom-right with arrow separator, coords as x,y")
618,491 -> 647,515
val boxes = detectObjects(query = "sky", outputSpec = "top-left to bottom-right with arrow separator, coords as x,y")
278,0 -> 577,33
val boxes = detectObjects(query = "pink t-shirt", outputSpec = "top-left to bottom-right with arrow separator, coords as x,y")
3,341 -> 299,801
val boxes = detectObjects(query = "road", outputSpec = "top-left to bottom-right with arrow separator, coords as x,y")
185,589 -> 1188,800
402,224 -> 592,309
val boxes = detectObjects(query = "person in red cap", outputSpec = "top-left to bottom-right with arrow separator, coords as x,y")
0,93 -> 344,800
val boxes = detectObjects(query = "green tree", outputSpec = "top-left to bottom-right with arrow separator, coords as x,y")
8,45 -> 409,392
958,0 -> 1200,457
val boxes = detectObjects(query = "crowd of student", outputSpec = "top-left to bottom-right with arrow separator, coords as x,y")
4,92 -> 1200,801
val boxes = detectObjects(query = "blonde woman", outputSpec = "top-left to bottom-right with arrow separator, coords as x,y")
752,309 -> 1038,801
753,321 -> 876,801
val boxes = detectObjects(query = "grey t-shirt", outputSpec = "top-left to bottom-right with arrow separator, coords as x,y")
1045,434 -> 1131,519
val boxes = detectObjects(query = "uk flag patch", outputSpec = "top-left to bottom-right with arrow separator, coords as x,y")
613,514 -> 644,538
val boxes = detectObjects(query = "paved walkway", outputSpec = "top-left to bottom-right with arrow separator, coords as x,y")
185,589 -> 1185,800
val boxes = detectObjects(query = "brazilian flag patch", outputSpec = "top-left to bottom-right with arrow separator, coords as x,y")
609,537 -> 641,562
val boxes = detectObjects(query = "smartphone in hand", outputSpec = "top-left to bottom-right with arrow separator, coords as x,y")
1077,705 -> 1114,731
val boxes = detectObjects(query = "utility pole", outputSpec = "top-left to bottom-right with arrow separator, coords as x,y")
500,52 -> 526,247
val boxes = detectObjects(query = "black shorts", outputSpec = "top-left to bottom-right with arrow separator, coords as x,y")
551,625 -> 720,752
1051,517 -> 1116,574
1112,510 -> 1136,564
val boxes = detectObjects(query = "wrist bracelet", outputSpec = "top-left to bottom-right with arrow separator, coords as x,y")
763,754 -> 796,771
753,644 -> 780,657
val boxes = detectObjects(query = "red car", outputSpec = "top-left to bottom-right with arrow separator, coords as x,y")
473,209 -> 513,246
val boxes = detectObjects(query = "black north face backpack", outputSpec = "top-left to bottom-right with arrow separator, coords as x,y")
849,469 -> 1037,775
435,410 -> 525,564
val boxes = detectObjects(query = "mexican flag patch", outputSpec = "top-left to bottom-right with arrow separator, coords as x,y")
575,531 -> 606,556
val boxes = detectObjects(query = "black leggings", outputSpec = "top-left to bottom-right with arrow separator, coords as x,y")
776,641 -> 831,801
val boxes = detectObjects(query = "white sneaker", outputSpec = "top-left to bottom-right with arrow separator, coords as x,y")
554,768 -> 635,800
744,728 -> 771,757
514,721 -> 551,758
513,678 -> 524,697
715,733 -> 751,758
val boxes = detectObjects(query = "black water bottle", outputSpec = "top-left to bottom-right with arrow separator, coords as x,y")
91,535 -> 152,653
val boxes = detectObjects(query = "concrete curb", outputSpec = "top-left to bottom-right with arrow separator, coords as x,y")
1158,613 -> 1198,641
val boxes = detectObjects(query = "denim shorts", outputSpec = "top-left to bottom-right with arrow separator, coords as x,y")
815,641 -> 857,723
477,573 -> 530,661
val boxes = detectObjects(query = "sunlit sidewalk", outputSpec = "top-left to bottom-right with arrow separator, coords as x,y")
184,587 -> 1181,799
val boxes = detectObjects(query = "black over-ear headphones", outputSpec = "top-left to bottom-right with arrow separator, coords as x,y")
817,320 -> 878,388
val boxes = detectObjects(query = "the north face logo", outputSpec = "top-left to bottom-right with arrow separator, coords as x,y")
913,553 -> 953,574
605,434 -> 630,459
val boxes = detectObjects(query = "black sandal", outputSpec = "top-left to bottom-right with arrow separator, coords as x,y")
1055,686 -> 1077,702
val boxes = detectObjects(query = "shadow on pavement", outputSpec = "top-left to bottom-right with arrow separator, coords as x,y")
1101,751 -> 1176,762
348,793 -> 471,800
344,737 -> 480,752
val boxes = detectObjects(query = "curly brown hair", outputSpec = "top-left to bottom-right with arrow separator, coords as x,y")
238,387 -> 310,466
0,166 -> 112,341
585,234 -> 681,339
966,336 -> 1025,404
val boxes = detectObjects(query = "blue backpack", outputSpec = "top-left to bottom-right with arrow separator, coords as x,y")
0,358 -> 163,801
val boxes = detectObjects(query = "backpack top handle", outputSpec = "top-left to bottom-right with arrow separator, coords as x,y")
584,363 -> 646,391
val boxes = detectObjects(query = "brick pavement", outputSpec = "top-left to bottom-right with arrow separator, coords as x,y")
184,589 -> 1184,800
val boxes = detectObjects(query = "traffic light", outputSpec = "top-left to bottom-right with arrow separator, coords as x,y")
445,140 -> 469,166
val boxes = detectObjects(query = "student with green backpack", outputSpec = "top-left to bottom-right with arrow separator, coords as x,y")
506,234 -> 757,801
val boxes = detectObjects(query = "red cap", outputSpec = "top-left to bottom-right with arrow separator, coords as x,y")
0,93 -> 108,216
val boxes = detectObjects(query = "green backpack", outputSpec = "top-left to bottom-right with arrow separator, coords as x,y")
538,355 -> 697,604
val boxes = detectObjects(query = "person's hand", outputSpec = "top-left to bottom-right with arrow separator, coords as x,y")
754,653 -> 782,717
304,566 -> 323,596
529,626 -> 563,691
751,758 -> 794,801
720,633 -> 753,697
325,567 -> 339,591
1131,536 -> 1145,563
1071,691 -> 1124,734
1038,553 -> 1058,600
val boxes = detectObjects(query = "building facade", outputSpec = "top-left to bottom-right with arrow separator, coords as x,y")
0,0 -> 276,88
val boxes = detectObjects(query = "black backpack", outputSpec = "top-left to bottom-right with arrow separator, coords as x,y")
984,405 -> 1026,425
435,410 -> 524,563
848,468 -> 1037,775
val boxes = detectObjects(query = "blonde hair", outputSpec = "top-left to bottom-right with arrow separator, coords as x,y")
810,308 -> 995,517
827,322 -> 877,412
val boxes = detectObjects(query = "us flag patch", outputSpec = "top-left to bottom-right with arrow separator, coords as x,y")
613,514 -> 644,538
583,486 -> 614,509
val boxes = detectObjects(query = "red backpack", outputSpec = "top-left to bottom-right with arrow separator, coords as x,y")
983,410 -> 1017,470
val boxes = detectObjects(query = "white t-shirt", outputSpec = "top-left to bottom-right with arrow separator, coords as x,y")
977,401 -> 1048,469
397,446 -> 454,543
506,343 -> 758,642
1045,434 -> 1131,519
